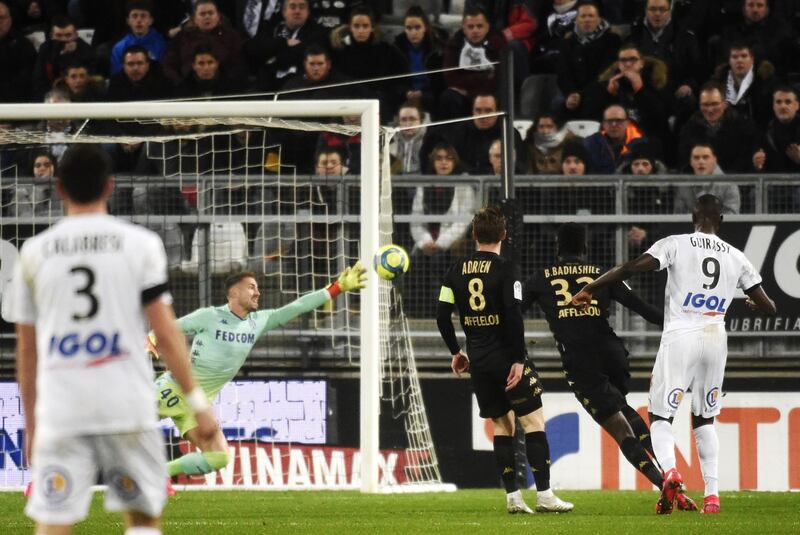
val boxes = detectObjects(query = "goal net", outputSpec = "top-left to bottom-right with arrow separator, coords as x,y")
0,101 -> 452,493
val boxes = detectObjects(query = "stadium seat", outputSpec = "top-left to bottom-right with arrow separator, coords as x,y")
565,120 -> 601,137
182,222 -> 248,274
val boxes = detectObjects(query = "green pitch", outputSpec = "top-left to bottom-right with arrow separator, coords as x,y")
1,489 -> 797,534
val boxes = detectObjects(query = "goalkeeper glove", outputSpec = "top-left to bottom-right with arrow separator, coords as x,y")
327,261 -> 367,298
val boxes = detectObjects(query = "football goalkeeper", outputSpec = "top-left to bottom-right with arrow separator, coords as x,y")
149,262 -> 367,478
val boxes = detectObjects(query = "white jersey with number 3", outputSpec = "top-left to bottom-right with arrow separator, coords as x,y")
645,231 -> 761,338
5,213 -> 169,439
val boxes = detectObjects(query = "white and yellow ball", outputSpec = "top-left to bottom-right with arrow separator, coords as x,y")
373,244 -> 410,280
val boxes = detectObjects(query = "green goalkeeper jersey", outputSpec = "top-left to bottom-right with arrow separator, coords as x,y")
162,288 -> 331,399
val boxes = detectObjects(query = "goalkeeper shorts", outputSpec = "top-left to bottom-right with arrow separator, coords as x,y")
155,373 -> 201,437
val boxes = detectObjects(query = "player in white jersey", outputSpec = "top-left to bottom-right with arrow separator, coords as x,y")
4,145 -> 216,535
572,194 -> 775,515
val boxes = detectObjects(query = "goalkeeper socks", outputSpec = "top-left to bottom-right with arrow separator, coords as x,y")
524,432 -> 551,491
493,436 -> 518,493
167,451 -> 229,477
620,436 -> 663,488
693,424 -> 720,497
650,419 -> 676,473
622,405 -> 655,457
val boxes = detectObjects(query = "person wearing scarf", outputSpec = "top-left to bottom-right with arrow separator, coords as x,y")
526,113 -> 577,174
556,0 -> 621,117
711,42 -> 776,128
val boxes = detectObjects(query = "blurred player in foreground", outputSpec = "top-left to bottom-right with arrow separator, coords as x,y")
523,223 -> 698,510
573,194 -> 776,514
7,144 -> 216,535
436,206 -> 573,514
149,264 -> 367,478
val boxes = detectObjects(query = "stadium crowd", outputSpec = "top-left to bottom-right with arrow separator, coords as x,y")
1,0 -> 798,294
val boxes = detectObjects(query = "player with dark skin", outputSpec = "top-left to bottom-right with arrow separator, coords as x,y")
572,194 -> 776,514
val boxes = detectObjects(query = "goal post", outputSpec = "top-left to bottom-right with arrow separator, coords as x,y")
0,100 -> 443,493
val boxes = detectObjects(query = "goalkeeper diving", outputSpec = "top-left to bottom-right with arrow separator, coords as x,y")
148,262 -> 367,478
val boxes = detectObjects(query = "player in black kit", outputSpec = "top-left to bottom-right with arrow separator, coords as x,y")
522,223 -> 697,511
437,207 -> 573,514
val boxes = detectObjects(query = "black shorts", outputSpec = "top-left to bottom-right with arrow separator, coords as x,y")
559,337 -> 630,424
470,358 -> 543,419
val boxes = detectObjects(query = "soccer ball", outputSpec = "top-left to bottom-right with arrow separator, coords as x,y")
373,244 -> 410,280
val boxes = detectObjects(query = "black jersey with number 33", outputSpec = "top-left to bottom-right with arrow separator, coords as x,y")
437,251 -> 526,370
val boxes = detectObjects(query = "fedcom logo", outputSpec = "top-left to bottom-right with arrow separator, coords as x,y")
48,331 -> 123,362
681,292 -> 728,316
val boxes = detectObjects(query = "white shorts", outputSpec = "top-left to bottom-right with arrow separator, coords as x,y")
25,429 -> 167,525
649,324 -> 728,419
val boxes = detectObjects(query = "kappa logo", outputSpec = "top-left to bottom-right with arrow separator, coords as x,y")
108,470 -> 141,500
41,466 -> 71,503
667,388 -> 684,409
706,387 -> 720,408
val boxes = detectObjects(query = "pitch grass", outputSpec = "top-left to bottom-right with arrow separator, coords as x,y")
1,489 -> 798,534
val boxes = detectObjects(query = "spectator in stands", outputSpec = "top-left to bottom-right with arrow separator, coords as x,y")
675,142 -> 741,214
556,0 -> 621,118
315,146 -> 347,176
711,41 -> 776,127
474,0 -> 538,88
629,0 -> 706,110
435,93 -> 526,174
109,0 -> 167,75
245,0 -> 327,91
0,1 -> 37,102
406,142 -> 476,316
583,104 -> 646,174
329,5 -> 408,122
489,138 -> 503,174
561,139 -> 590,175
677,82 -> 758,173
281,43 -> 353,98
12,0 -> 54,34
532,0 -> 578,74
394,5 -> 447,114
40,89 -> 74,162
390,100 -> 428,175
10,151 -> 62,217
440,5 -> 506,120
162,0 -> 247,84
526,113 -> 577,175
175,45 -> 244,98
581,42 -> 670,143
315,115 -> 361,173
53,59 -> 105,101
717,0 -> 796,76
32,15 -> 96,100
618,142 -> 671,249
107,44 -> 171,101
753,86 -> 800,174
235,0 -> 285,40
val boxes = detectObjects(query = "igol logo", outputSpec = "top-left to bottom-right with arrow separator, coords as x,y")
41,466 -> 71,503
706,387 -> 720,408
667,388 -> 684,409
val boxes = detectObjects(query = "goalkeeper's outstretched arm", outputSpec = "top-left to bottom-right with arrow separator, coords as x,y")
259,261 -> 368,333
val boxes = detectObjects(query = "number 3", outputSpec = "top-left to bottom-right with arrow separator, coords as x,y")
70,266 -> 99,320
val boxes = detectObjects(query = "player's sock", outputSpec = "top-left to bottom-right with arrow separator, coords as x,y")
620,436 -> 664,488
524,431 -> 551,492
622,405 -> 655,457
693,424 -> 719,497
493,436 -> 518,493
650,419 -> 677,473
125,528 -> 161,535
167,451 -> 229,477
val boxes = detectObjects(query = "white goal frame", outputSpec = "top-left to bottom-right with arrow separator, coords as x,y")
0,100 -> 383,493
